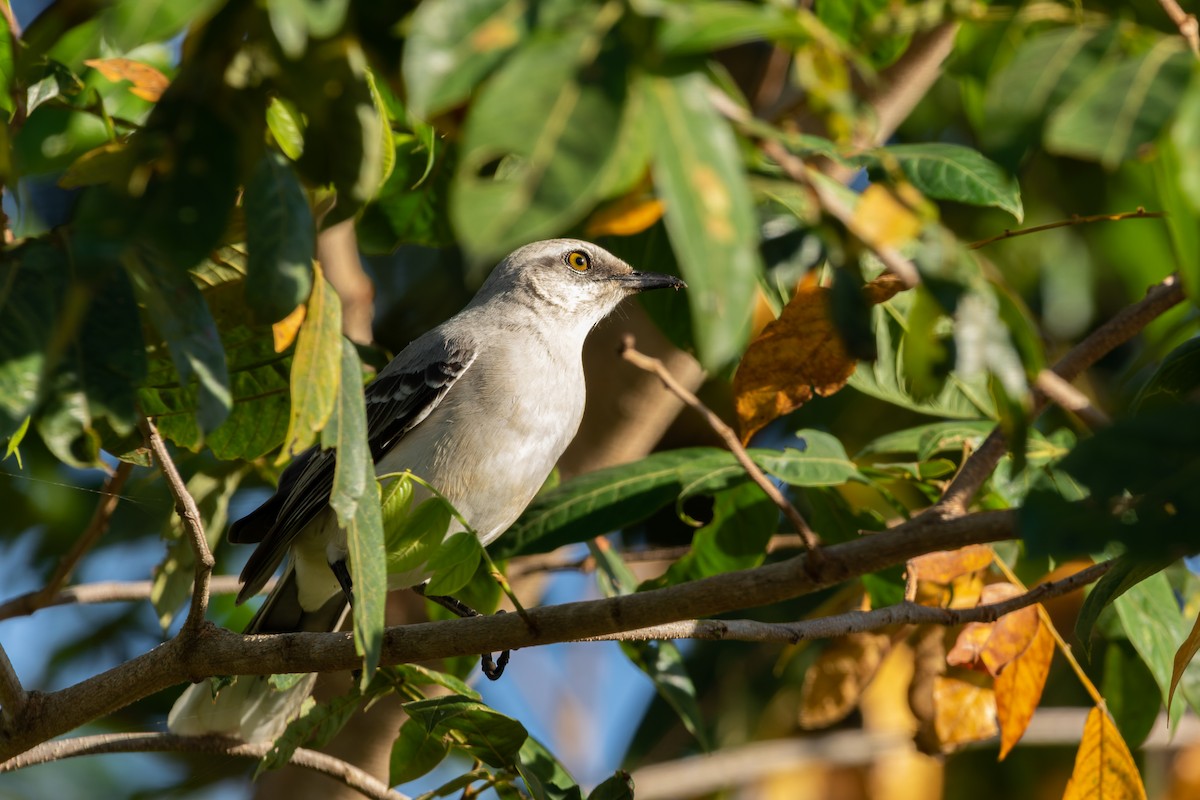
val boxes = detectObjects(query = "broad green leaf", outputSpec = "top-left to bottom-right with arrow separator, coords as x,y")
1134,337 -> 1200,409
644,70 -> 760,368
983,24 -> 1117,149
424,530 -> 485,596
452,10 -> 626,259
385,663 -> 480,701
1045,40 -> 1192,169
267,0 -> 350,59
403,695 -> 529,769
0,21 -> 15,116
244,151 -> 315,323
12,105 -> 109,174
358,135 -> 455,252
1114,571 -> 1188,720
860,143 -> 1023,221
0,241 -> 64,434
266,97 -> 305,160
403,0 -> 528,119
652,0 -> 808,55
753,431 -> 861,486
517,737 -> 582,800
1173,78 -> 1200,214
258,682 -> 377,774
1156,137 -> 1200,304
277,266 -> 341,463
857,420 -> 994,458
1075,556 -> 1174,657
384,495 -> 452,579
587,773 -> 634,800
1103,639 -> 1162,749
389,718 -> 451,785
324,338 -> 385,683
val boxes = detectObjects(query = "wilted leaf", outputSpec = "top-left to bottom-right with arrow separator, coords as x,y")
276,265 -> 341,463
799,630 -> 892,729
272,303 -> 306,352
932,672 -> 997,751
84,57 -> 169,102
585,194 -> 664,237
1061,707 -> 1147,800
910,544 -> 994,585
995,615 -> 1054,759
734,273 -> 905,442
1170,609 -> 1200,712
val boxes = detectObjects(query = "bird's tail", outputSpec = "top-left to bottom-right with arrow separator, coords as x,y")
167,567 -> 347,743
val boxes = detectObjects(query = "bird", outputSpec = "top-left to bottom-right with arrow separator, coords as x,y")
168,238 -> 686,741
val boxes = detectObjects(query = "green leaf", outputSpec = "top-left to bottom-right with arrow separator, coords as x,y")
1156,136 -> 1200,304
857,420 -> 994,458
1103,639 -> 1162,749
587,773 -> 634,800
267,97 -> 305,160
1114,570 -> 1188,720
644,70 -> 760,369
402,694 -> 529,769
126,251 -> 232,434
384,663 -> 481,701
424,530 -> 484,596
517,737 -> 582,800
267,0 -> 350,58
0,20 -> 15,116
1045,40 -> 1193,169
324,338 -> 385,683
1173,78 -> 1200,214
259,688 -> 365,774
384,494 -> 452,580
13,105 -> 109,174
277,267 -> 341,462
652,0 -> 808,55
753,430 -> 862,486
860,143 -> 1023,221
452,9 -> 626,259
403,0 -> 528,119
1134,337 -> 1200,409
389,718 -> 451,785
1075,555 -> 1174,657
244,151 -> 315,323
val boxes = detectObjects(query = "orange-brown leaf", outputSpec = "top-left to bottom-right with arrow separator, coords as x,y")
932,672 -> 997,751
947,622 -> 993,671
995,615 -> 1054,760
798,631 -> 892,729
733,273 -> 904,442
977,584 -> 1038,676
272,302 -> 307,353
1170,607 -> 1200,713
911,544 -> 995,584
585,195 -> 665,237
84,57 -> 169,102
1062,707 -> 1148,800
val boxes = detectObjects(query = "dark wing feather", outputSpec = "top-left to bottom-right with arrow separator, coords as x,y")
234,340 -> 477,603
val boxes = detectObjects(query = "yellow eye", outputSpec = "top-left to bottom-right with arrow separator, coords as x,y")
565,250 -> 591,272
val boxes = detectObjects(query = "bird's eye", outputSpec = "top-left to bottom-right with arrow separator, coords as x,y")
564,250 -> 591,272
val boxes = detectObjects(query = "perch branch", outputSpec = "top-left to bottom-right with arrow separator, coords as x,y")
139,418 -> 213,634
0,732 -> 408,800
0,643 -> 25,724
620,336 -> 824,567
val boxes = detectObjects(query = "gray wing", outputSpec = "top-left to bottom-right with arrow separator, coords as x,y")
233,337 -> 478,603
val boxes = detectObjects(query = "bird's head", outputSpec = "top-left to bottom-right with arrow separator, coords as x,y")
476,239 -> 686,324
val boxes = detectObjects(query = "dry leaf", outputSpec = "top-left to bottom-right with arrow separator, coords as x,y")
910,545 -> 994,584
932,671 -> 997,751
84,57 -> 169,102
734,272 -> 904,442
995,615 -> 1055,760
799,631 -> 893,729
585,194 -> 664,237
943,583 -> 1039,677
947,622 -> 993,670
1170,608 -> 1200,713
272,303 -> 307,352
1062,707 -> 1148,800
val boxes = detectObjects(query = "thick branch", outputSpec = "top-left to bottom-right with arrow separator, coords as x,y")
620,336 -> 824,565
936,274 -> 1185,515
583,560 -> 1111,644
0,733 -> 407,800
140,418 -> 213,633
0,508 -> 1014,761
0,644 -> 24,724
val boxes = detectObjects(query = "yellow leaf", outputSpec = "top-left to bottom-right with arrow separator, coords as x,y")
585,195 -> 665,237
733,272 -> 905,443
853,184 -> 922,249
798,631 -> 892,729
84,57 -> 169,102
995,615 -> 1054,760
911,544 -> 995,584
272,302 -> 307,353
1062,707 -> 1148,800
932,672 -> 997,751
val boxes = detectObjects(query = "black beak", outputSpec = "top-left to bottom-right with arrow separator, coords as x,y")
612,271 -> 687,292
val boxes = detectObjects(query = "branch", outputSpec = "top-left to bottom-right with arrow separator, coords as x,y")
760,138 -> 920,287
619,336 -> 825,567
1159,0 -> 1200,56
1033,370 -> 1110,430
0,507 -> 1015,761
0,733 -> 408,800
968,209 -> 1164,250
139,418 -> 213,634
935,273 -> 1185,515
20,460 -> 135,617
0,576 -> 271,623
0,643 -> 24,724
582,559 -> 1112,644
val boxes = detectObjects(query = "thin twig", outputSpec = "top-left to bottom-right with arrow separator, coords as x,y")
32,460 -> 135,612
0,641 -> 25,723
139,418 -> 213,634
1033,370 -> 1111,429
581,560 -> 1111,644
935,274 -> 1185,515
620,336 -> 825,568
0,576 -> 272,623
1160,0 -> 1200,56
761,138 -> 921,287
0,733 -> 408,800
968,209 -> 1165,250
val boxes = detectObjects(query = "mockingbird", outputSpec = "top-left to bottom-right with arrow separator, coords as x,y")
168,239 -> 685,741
